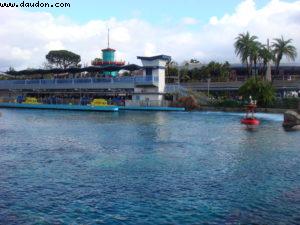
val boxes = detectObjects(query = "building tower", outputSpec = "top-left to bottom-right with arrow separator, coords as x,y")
133,55 -> 171,104
92,29 -> 125,76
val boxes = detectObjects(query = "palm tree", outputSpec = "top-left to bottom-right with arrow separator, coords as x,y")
272,36 -> 297,75
258,45 -> 274,76
234,32 -> 258,76
249,40 -> 262,76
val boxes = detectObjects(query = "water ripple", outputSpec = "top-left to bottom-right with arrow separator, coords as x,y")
0,109 -> 299,224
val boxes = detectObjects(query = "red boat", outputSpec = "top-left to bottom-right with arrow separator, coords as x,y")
241,117 -> 260,126
241,103 -> 260,128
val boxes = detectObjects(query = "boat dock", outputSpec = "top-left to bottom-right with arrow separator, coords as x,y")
0,103 -> 185,112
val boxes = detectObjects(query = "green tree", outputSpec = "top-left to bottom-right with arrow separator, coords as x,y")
190,58 -> 200,63
258,45 -> 274,76
249,40 -> 262,76
272,36 -> 297,75
8,66 -> 15,72
46,50 -> 81,69
234,32 -> 259,76
189,68 -> 198,80
203,61 -> 231,82
239,77 -> 275,107
91,57 -> 103,66
166,61 -> 179,83
179,68 -> 190,82
4,67 -> 16,78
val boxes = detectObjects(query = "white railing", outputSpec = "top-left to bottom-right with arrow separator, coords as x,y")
0,76 -> 158,90
165,84 -> 188,94
125,100 -> 171,107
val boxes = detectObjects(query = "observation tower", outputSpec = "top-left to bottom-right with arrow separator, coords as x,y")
92,29 -> 125,76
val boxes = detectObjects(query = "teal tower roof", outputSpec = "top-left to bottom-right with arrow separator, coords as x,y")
102,48 -> 115,62
91,29 -> 125,76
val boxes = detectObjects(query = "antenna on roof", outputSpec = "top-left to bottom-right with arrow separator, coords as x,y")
107,28 -> 110,48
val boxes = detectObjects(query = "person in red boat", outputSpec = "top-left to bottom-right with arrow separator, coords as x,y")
246,96 -> 256,118
241,96 -> 260,127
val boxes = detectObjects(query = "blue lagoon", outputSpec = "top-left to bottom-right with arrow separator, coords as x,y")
0,109 -> 299,224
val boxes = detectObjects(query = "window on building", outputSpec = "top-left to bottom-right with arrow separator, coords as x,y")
145,68 -> 152,76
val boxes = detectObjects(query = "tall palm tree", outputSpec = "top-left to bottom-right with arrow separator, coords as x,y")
258,45 -> 274,76
249,40 -> 262,76
272,36 -> 297,75
234,32 -> 258,76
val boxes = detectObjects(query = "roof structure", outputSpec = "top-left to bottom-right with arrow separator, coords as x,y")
0,72 -> 14,77
102,48 -> 116,52
7,64 -> 142,76
137,55 -> 171,62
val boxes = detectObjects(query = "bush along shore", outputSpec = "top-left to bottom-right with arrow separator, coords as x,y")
171,89 -> 299,113
205,97 -> 299,113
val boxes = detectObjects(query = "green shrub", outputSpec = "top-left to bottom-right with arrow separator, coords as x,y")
210,99 -> 243,108
239,77 -> 275,107
271,98 -> 299,109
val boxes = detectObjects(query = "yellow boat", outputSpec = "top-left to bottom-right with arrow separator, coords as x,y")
23,97 -> 40,104
90,98 -> 109,107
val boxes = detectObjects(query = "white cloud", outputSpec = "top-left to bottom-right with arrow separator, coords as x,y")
144,43 -> 157,56
11,47 -> 32,60
181,17 -> 199,25
0,0 -> 300,71
45,41 -> 65,51
209,16 -> 218,26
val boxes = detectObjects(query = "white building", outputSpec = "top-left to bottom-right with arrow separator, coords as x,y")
130,55 -> 171,106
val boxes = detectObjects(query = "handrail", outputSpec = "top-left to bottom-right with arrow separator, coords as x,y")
0,76 -> 159,87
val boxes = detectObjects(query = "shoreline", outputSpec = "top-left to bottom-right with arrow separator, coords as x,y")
0,102 -> 185,112
0,102 -> 294,114
197,106 -> 288,114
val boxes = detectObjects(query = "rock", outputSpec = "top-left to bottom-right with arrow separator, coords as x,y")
283,110 -> 300,130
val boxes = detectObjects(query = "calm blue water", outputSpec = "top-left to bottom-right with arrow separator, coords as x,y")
0,109 -> 300,225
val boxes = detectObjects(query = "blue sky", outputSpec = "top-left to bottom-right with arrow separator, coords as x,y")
18,0 -> 294,24
0,0 -> 299,69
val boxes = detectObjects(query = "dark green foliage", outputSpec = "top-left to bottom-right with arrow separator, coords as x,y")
204,61 -> 230,82
272,36 -> 297,75
46,50 -> 81,69
271,98 -> 299,109
214,99 -> 243,108
239,77 -> 275,107
234,32 -> 297,78
178,61 -> 231,82
166,60 -> 231,83
190,59 -> 199,63
121,71 -> 131,76
234,31 -> 259,76
180,68 -> 190,82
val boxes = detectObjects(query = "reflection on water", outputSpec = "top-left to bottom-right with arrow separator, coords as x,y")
0,109 -> 299,224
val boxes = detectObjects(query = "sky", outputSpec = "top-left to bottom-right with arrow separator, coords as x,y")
0,0 -> 300,70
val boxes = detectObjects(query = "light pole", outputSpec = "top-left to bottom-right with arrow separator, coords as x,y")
177,68 -> 180,87
207,77 -> 211,97
266,38 -> 272,82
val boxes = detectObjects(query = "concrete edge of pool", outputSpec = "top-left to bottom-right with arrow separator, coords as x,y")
0,103 -> 185,112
